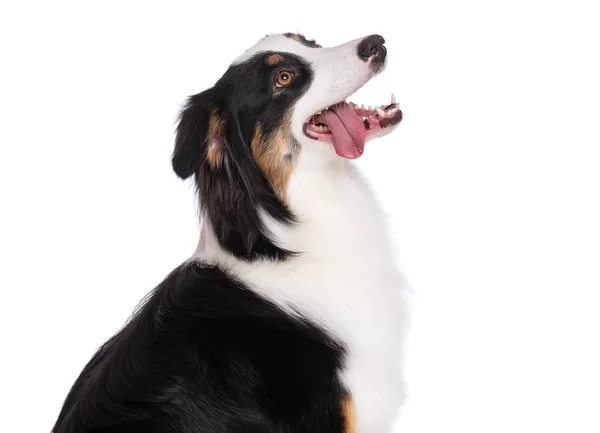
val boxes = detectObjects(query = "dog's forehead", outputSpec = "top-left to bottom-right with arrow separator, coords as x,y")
233,34 -> 320,65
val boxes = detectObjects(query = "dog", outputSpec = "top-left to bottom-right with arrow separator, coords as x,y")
52,32 -> 408,433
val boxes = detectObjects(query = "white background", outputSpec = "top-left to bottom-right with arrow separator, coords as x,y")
1,1 -> 599,432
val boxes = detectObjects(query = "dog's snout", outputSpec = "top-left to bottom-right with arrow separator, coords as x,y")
357,35 -> 386,63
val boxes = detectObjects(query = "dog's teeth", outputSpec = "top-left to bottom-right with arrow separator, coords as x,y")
360,104 -> 366,110
319,124 -> 330,132
376,107 -> 385,117
391,93 -> 397,104
313,123 -> 330,133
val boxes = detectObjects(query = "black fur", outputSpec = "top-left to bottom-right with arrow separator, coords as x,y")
173,52 -> 313,261
52,262 -> 347,433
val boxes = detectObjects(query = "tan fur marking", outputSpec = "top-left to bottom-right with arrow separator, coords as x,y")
290,33 -> 303,42
342,396 -> 357,433
205,142 -> 222,168
266,54 -> 284,66
205,109 -> 224,168
250,114 -> 296,203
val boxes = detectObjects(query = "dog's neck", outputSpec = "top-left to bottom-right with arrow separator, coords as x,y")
194,148 -> 394,273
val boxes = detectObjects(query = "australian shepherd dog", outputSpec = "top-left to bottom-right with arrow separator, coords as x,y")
53,32 -> 408,433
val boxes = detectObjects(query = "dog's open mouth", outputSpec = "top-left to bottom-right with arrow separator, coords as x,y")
303,94 -> 402,159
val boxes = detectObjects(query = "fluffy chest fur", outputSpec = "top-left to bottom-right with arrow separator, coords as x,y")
197,159 -> 409,433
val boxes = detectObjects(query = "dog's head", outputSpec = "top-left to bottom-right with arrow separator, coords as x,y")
173,33 -> 402,260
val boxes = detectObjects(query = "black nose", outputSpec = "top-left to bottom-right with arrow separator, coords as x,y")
357,34 -> 386,63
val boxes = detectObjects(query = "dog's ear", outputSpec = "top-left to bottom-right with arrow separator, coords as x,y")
172,87 -> 296,260
172,87 -> 221,179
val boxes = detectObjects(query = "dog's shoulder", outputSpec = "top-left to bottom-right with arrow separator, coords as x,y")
52,261 -> 346,433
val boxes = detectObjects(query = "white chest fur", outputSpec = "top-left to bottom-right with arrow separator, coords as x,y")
196,160 -> 408,433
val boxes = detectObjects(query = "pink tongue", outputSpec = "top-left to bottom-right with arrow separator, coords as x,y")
323,103 -> 366,159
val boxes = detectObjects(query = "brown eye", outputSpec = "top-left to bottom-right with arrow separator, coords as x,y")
276,70 -> 294,87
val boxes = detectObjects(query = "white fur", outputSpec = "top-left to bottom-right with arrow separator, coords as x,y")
195,35 -> 409,433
